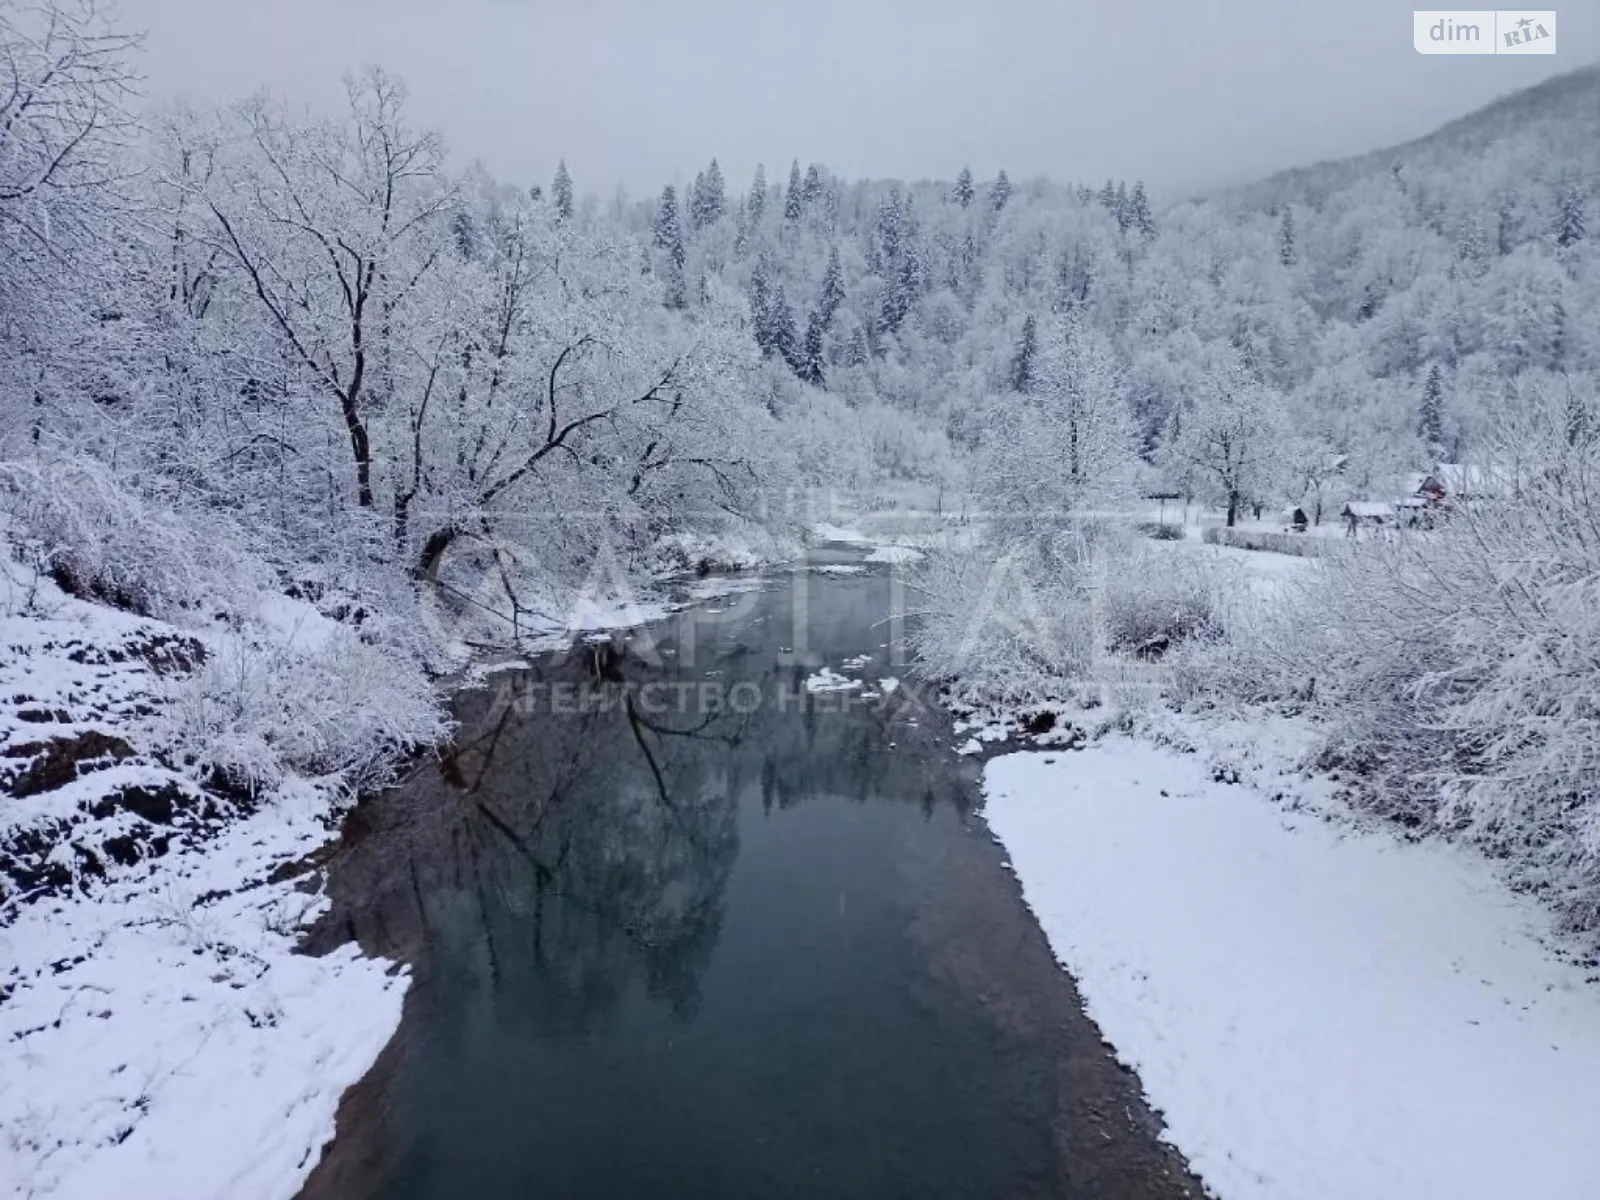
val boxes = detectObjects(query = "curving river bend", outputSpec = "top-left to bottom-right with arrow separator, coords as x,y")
299,550 -> 1201,1200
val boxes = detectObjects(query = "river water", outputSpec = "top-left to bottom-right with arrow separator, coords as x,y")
300,552 -> 1200,1200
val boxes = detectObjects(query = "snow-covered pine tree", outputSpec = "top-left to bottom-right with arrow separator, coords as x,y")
1279,207 -> 1298,267
691,158 -> 725,229
801,312 -> 826,385
871,189 -> 903,274
553,160 -> 574,221
748,163 -> 768,224
1555,178 -> 1586,248
880,251 -> 919,332
1129,180 -> 1155,238
819,245 -> 846,327
954,166 -> 974,209
748,256 -> 773,352
1010,315 -> 1038,393
990,169 -> 1012,212
654,183 -> 687,305
801,163 -> 823,207
784,160 -> 803,221
1419,363 -> 1444,448
768,281 -> 799,367
1497,195 -> 1518,255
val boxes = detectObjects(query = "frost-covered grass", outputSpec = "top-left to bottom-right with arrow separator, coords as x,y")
985,739 -> 1600,1200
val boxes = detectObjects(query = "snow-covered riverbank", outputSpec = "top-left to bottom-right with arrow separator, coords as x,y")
984,737 -> 1600,1200
0,543 -> 782,1199
0,558 -> 441,1199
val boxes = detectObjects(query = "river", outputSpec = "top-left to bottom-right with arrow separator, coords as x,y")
298,549 -> 1201,1200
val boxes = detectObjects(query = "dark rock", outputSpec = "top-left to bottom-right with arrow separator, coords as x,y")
6,730 -> 137,798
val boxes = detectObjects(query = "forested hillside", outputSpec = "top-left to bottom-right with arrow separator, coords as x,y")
4,0 -> 1595,626
627,62 -> 1598,518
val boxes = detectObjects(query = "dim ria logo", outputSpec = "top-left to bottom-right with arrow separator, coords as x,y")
1414,11 -> 1555,54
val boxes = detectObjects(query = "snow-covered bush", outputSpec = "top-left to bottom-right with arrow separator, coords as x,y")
1180,376 -> 1600,930
170,622 -> 448,794
910,533 -> 1098,706
1098,542 -> 1227,658
0,456 -> 267,618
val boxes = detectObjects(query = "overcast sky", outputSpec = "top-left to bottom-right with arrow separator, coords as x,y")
131,0 -> 1596,200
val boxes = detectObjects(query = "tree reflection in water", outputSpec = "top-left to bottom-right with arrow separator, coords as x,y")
309,567 -> 968,1036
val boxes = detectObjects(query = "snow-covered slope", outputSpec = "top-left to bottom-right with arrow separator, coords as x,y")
0,561 -> 430,1198
985,740 -> 1600,1200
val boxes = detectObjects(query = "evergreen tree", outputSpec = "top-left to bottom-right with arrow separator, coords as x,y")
1098,179 -> 1118,212
1419,363 -> 1444,448
871,189 -> 903,274
1497,196 -> 1517,255
655,185 -> 686,308
748,164 -> 767,223
768,282 -> 799,366
990,169 -> 1012,213
784,159 -> 803,221
691,158 -> 726,229
800,312 -> 826,385
953,166 -> 975,209
880,252 -> 918,332
1114,181 -> 1130,232
1279,207 -> 1298,267
1010,315 -> 1038,393
552,160 -> 574,222
1129,180 -> 1155,239
801,163 -> 823,206
748,256 -> 773,351
819,245 -> 846,327
1556,179 -> 1586,248
1455,219 -> 1489,275
654,185 -> 685,268
844,324 -> 870,367
1565,379 -> 1592,448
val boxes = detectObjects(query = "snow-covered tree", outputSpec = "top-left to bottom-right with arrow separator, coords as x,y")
1419,362 -> 1445,449
552,159 -> 574,221
1161,349 -> 1289,526
1009,315 -> 1038,393
691,158 -> 725,229
747,163 -> 767,225
784,159 -> 803,222
990,169 -> 1012,213
1129,181 -> 1155,239
818,245 -> 846,327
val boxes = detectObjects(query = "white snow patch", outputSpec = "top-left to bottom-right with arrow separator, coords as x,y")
810,564 -> 867,577
984,740 -> 1600,1200
865,544 -> 925,565
803,667 -> 863,694
810,522 -> 873,545
0,780 -> 407,1200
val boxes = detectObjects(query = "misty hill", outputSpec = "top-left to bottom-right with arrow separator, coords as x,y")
617,61 -> 1595,498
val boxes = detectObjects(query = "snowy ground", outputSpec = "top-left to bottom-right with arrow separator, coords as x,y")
0,561 -> 424,1199
984,739 -> 1600,1200
0,783 -> 407,1200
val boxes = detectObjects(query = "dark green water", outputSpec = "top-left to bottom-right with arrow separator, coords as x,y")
302,556 -> 1198,1200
